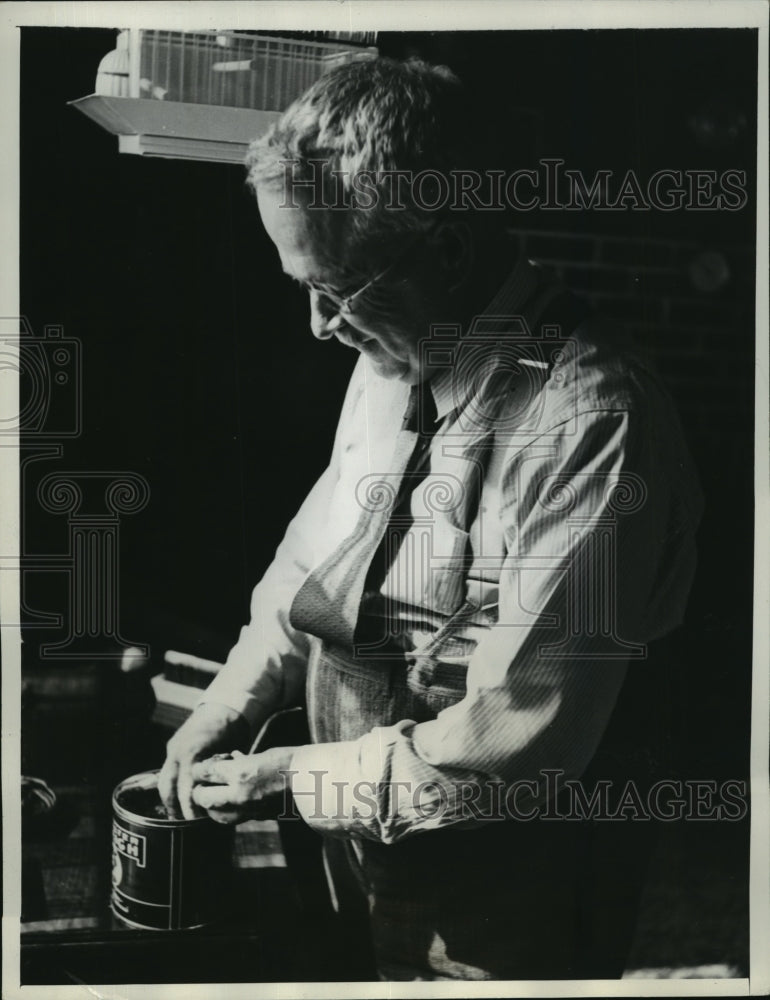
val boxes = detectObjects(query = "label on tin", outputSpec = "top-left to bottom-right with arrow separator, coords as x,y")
111,817 -> 176,928
113,823 -> 147,867
110,814 -> 232,930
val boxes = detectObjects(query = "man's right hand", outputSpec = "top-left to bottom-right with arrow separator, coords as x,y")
158,702 -> 250,819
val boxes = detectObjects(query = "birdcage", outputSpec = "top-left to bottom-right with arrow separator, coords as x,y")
70,29 -> 378,164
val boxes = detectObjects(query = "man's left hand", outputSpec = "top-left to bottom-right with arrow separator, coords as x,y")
190,746 -> 298,824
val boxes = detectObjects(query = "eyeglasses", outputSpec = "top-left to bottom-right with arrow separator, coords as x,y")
300,229 -> 430,329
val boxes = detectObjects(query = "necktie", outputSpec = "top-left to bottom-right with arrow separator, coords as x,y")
289,383 -> 438,650
360,384 -> 438,595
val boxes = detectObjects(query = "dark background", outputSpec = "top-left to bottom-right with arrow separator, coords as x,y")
18,27 -> 757,973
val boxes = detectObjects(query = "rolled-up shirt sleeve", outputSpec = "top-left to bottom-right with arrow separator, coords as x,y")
289,406 -> 700,843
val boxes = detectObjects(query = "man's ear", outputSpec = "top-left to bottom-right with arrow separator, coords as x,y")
429,220 -> 475,290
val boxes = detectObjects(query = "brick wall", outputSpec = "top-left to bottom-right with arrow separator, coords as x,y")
511,228 -> 756,435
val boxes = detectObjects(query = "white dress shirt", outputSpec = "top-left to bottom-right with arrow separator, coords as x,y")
200,259 -> 703,843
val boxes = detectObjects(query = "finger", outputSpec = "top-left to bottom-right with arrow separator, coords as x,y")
177,762 -> 206,820
157,758 -> 182,820
192,783 -> 234,811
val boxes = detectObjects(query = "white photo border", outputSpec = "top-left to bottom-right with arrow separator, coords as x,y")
1,3 -> 767,998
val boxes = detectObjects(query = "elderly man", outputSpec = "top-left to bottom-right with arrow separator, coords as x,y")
159,58 -> 702,980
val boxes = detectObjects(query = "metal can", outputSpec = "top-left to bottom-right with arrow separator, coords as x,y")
111,770 -> 234,930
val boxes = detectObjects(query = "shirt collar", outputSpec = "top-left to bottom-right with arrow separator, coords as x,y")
429,257 -> 543,421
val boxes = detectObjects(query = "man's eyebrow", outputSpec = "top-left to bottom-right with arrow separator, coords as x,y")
280,259 -> 365,293
282,269 -> 354,295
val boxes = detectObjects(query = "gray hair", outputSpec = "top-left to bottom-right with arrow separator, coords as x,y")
245,57 -> 480,256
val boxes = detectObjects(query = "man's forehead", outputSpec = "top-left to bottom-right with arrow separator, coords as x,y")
257,183 -> 358,282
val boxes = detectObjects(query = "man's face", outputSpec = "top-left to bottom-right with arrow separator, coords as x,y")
257,183 -> 442,383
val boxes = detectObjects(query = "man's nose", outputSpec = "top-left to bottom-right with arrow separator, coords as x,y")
309,291 -> 341,340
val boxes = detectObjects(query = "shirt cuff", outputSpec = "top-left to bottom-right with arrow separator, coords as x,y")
286,722 -> 456,843
288,739 -> 367,836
